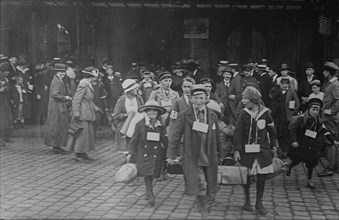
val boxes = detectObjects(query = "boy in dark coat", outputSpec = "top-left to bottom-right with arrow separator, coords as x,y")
11,75 -> 27,129
287,98 -> 339,189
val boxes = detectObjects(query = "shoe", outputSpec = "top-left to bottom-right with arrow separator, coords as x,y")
307,181 -> 316,189
148,194 -> 155,206
144,192 -> 150,200
72,155 -> 89,163
53,147 -> 68,155
255,201 -> 267,216
242,201 -> 254,212
286,165 -> 292,177
318,168 -> 334,177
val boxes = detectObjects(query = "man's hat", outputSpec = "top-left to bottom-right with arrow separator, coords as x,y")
51,63 -> 67,71
52,57 -> 62,63
200,77 -> 214,85
305,62 -> 315,70
228,63 -> 239,68
66,60 -> 73,65
82,66 -> 99,77
131,62 -> 137,66
122,79 -> 139,93
310,79 -> 321,87
0,62 -> 9,71
243,63 -> 254,72
191,84 -> 207,96
138,100 -> 166,115
142,69 -> 151,75
0,54 -> 8,61
307,98 -> 323,109
219,60 -> 229,66
324,61 -> 339,71
257,64 -> 268,72
106,65 -> 114,70
158,71 -> 172,81
280,63 -> 290,71
222,66 -> 233,74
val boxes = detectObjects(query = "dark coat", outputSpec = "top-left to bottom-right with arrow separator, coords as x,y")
215,81 -> 237,124
0,75 -> 13,129
271,87 -> 300,122
139,80 -> 156,102
44,75 -> 69,147
104,76 -> 123,113
168,106 -> 221,196
10,84 -> 27,119
298,76 -> 317,111
259,72 -> 273,107
233,105 -> 277,169
189,68 -> 205,85
129,120 -> 168,177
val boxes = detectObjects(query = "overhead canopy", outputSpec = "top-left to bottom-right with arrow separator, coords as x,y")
1,0 -> 323,10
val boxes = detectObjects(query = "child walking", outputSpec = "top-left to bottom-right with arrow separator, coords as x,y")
128,100 -> 168,206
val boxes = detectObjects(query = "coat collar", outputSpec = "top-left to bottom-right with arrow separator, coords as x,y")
243,105 -> 269,121
185,105 -> 215,126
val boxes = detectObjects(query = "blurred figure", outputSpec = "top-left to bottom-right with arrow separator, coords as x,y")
10,75 -> 27,129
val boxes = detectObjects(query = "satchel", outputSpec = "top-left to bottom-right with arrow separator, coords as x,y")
115,163 -> 138,184
266,152 -> 289,179
167,159 -> 183,175
217,163 -> 247,185
67,119 -> 83,137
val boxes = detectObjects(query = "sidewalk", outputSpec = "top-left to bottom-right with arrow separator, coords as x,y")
0,137 -> 338,219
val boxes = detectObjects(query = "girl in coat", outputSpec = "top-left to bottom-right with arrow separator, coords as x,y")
234,86 -> 277,216
67,67 -> 102,162
287,98 -> 339,189
128,100 -> 168,206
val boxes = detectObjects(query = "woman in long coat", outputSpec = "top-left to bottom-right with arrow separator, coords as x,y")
67,67 -> 102,162
129,100 -> 168,206
112,79 -> 144,153
44,64 -> 72,154
0,62 -> 13,146
233,86 -> 277,216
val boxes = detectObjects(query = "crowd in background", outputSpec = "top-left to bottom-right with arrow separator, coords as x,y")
0,53 -> 339,218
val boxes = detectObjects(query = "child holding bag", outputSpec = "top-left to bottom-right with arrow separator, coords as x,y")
128,100 -> 168,206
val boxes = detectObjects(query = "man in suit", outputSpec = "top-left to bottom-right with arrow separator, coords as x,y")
8,55 -> 17,84
215,66 -> 237,125
318,61 -> 339,177
258,64 -> 273,107
167,84 -> 221,218
298,62 -> 317,112
187,60 -> 205,84
126,62 -> 140,81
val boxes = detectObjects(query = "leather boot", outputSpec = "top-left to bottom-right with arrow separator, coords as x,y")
242,179 -> 253,212
255,199 -> 267,216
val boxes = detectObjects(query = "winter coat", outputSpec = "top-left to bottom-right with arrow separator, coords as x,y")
129,119 -> 168,177
233,105 -> 277,169
10,84 -> 27,119
215,81 -> 237,124
167,106 -> 221,196
322,77 -> 339,125
0,75 -> 13,129
44,75 -> 69,147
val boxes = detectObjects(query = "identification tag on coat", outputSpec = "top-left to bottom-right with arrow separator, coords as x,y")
170,110 -> 178,119
28,84 -> 33,90
161,99 -> 172,107
144,82 -> 151,88
245,144 -> 260,153
289,101 -> 295,109
147,132 -> 160,141
305,129 -> 317,139
192,121 -> 208,133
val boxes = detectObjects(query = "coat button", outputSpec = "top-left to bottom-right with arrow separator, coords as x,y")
153,155 -> 157,158
154,146 -> 157,149
144,145 -> 147,148
144,154 -> 147,157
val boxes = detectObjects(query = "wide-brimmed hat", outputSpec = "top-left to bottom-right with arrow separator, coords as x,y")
307,98 -> 323,109
191,84 -> 207,96
138,100 -> 166,115
51,63 -> 67,71
0,54 -> 8,61
82,66 -> 99,77
122,79 -> 139,93
310,79 -> 321,87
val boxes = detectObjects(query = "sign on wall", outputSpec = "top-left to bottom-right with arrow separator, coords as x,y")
184,18 -> 209,39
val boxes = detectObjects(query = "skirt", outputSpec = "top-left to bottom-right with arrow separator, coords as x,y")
249,159 -> 274,176
67,121 -> 95,153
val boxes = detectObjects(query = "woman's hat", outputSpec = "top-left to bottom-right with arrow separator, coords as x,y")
310,79 -> 321,87
242,86 -> 261,103
82,66 -> 99,77
51,63 -> 67,71
138,100 -> 166,115
122,79 -> 139,93
191,84 -> 208,96
106,65 -> 114,71
307,98 -> 323,109
280,63 -> 290,71
207,99 -> 223,118
158,71 -> 172,81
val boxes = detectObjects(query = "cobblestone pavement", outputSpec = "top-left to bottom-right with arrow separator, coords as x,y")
1,137 -> 338,219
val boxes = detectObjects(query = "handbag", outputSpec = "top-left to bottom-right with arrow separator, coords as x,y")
217,161 -> 247,185
68,119 -> 83,137
115,163 -> 138,184
266,151 -> 289,179
167,158 -> 183,175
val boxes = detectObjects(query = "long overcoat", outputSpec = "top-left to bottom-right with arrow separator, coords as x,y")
129,120 -> 168,177
233,105 -> 277,169
0,75 -> 13,130
168,106 -> 221,196
44,75 -> 69,147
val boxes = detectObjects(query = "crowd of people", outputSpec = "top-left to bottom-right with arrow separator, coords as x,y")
0,53 -> 339,218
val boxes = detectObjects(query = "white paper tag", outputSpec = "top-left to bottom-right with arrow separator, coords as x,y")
22,89 -> 27,93
257,119 -> 266,130
28,84 -> 33,90
212,123 -> 216,130
305,129 -> 317,138
147,132 -> 160,141
289,101 -> 295,109
144,82 -> 151,88
192,121 -> 208,133
245,144 -> 260,153
161,99 -> 172,107
170,110 -> 178,119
